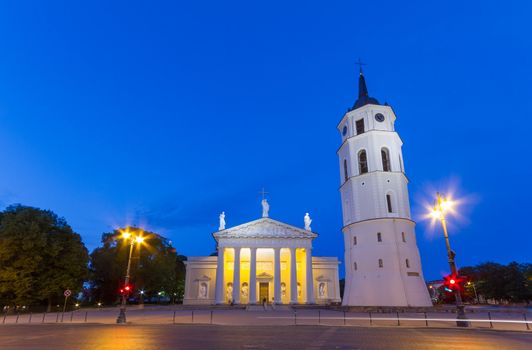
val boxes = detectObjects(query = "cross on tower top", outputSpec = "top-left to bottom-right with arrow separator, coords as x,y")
258,187 -> 269,200
355,58 -> 366,73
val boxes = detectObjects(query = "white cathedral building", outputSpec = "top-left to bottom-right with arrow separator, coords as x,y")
184,67 -> 432,307
183,202 -> 341,305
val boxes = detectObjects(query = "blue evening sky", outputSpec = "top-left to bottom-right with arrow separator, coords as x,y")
0,1 -> 530,280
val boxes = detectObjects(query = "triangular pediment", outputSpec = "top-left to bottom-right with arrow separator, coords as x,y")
214,218 -> 317,240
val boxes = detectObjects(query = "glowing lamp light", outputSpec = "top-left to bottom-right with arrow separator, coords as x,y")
449,279 -> 456,285
121,231 -> 131,240
441,199 -> 453,212
135,236 -> 144,243
430,208 -> 442,219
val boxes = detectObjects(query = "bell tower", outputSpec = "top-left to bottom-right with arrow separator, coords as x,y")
338,67 -> 432,306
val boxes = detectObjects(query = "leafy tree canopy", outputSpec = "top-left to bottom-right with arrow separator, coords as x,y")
459,261 -> 531,303
0,205 -> 89,308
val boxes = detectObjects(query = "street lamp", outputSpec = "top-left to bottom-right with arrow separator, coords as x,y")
467,281 -> 479,304
116,229 -> 144,324
430,192 -> 469,327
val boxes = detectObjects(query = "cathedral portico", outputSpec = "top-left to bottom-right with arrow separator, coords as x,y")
184,205 -> 341,305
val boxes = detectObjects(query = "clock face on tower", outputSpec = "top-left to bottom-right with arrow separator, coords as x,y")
375,113 -> 385,122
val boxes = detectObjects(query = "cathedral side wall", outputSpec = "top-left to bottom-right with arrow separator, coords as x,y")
183,257 -> 217,305
312,257 -> 341,303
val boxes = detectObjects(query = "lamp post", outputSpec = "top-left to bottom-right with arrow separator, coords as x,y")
116,230 -> 144,324
431,192 -> 469,327
467,281 -> 479,304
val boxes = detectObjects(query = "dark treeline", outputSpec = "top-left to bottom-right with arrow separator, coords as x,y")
458,262 -> 532,304
0,205 -> 186,312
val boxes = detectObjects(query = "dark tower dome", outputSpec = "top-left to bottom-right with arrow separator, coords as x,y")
351,70 -> 380,110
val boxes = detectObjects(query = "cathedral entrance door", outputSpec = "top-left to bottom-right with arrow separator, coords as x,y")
259,282 -> 269,303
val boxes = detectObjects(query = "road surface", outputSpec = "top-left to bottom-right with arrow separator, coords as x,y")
0,324 -> 530,349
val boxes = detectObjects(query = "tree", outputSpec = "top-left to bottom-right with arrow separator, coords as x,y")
90,227 -> 186,304
0,205 -> 89,311
459,261 -> 532,304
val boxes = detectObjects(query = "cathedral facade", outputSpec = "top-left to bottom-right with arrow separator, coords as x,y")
183,205 -> 341,305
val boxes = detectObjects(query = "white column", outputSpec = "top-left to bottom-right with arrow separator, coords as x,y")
290,247 -> 298,304
305,247 -> 315,304
274,247 -> 281,304
215,247 -> 225,304
232,247 -> 241,304
249,247 -> 257,304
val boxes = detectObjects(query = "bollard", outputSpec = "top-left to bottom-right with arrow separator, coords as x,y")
210,310 -> 213,324
191,310 -> 194,323
488,312 -> 493,329
15,313 -> 20,324
396,312 -> 400,326
524,313 -> 530,331
84,311 -> 88,323
70,311 -> 74,322
2,311 -> 7,324
343,311 -> 346,326
424,312 -> 428,327
173,311 -> 176,324
61,312 -> 64,323
42,312 -> 46,323
56,313 -> 59,323
369,311 -> 372,326
29,312 -> 32,324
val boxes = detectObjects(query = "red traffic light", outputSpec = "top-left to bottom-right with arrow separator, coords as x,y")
443,274 -> 462,292
124,285 -> 131,291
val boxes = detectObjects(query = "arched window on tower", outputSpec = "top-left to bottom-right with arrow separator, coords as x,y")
378,259 -> 383,268
344,159 -> 349,182
377,232 -> 382,242
381,148 -> 391,172
358,150 -> 368,174
405,259 -> 410,268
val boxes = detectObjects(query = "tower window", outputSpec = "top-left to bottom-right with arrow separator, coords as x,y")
353,236 -> 357,245
399,154 -> 404,173
344,159 -> 349,182
406,259 -> 410,268
381,148 -> 391,172
355,119 -> 365,135
358,150 -> 368,174
377,232 -> 382,242
401,232 -> 406,242
378,259 -> 383,268
386,194 -> 393,213
354,262 -> 357,271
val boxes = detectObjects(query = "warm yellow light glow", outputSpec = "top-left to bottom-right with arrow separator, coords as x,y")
440,198 -> 453,212
135,236 -> 144,243
430,208 -> 441,219
121,231 -> 131,240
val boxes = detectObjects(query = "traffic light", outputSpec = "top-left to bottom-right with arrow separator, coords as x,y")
443,274 -> 462,292
119,284 -> 132,295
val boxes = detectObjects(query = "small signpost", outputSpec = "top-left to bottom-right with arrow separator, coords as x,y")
61,289 -> 71,322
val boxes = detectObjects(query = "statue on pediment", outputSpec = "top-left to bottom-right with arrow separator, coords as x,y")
219,211 -> 226,230
304,213 -> 312,231
262,199 -> 270,218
